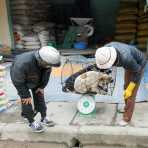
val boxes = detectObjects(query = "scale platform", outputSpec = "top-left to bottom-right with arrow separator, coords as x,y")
70,17 -> 93,26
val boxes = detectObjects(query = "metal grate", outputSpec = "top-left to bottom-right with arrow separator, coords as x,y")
61,55 -> 117,96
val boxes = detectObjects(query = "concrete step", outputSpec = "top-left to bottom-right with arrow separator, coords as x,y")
0,140 -> 145,148
1,102 -> 148,147
0,141 -> 67,148
1,123 -> 148,148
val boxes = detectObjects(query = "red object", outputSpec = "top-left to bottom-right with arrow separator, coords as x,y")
0,91 -> 5,96
14,32 -> 21,42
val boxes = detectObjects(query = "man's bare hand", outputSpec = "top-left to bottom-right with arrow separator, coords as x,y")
21,97 -> 32,105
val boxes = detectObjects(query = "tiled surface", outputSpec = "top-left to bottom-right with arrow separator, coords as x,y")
3,62 -> 148,103
45,102 -> 77,125
72,103 -> 116,126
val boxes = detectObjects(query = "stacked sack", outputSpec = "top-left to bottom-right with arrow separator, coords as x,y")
10,0 -> 51,26
114,1 -> 138,43
22,35 -> 41,50
33,22 -> 56,47
10,0 -> 51,49
13,24 -> 25,50
0,66 -> 8,112
137,0 -> 148,50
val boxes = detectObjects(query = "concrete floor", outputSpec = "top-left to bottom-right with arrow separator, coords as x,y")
1,102 -> 148,147
1,61 -> 148,147
1,101 -> 148,127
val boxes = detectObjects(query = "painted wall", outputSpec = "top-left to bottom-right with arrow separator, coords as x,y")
0,0 -> 12,47
90,0 -> 120,39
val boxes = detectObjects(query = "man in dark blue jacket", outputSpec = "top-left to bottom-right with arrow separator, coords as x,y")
10,46 -> 61,132
95,42 -> 146,126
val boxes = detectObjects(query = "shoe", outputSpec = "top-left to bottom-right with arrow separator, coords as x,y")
29,121 -> 45,133
41,117 -> 56,127
118,120 -> 129,127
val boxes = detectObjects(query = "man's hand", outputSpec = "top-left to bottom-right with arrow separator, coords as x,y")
124,82 -> 136,100
35,88 -> 44,95
124,89 -> 132,100
21,97 -> 32,105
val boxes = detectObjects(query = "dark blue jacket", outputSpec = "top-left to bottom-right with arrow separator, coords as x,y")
10,51 -> 51,98
105,42 -> 147,83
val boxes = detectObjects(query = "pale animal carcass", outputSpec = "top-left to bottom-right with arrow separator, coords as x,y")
74,71 -> 113,94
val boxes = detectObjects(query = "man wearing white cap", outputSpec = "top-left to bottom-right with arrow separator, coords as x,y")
10,46 -> 61,132
95,42 -> 146,126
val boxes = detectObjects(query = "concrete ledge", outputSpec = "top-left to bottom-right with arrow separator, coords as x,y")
1,102 -> 148,147
78,126 -> 148,147
0,140 -> 68,148
0,123 -> 78,147
1,123 -> 148,147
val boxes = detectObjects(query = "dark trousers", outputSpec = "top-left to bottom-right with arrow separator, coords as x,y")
123,70 -> 143,122
21,88 -> 47,123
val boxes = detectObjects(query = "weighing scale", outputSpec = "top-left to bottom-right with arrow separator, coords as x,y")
61,55 -> 116,115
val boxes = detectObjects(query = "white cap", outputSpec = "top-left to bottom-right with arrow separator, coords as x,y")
39,46 -> 61,65
95,46 -> 117,69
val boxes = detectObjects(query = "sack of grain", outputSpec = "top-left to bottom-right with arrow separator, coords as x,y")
116,23 -> 136,29
115,34 -> 135,42
137,37 -> 148,43
117,15 -> 137,22
13,24 -> 24,31
23,41 -> 40,46
15,44 -> 24,49
22,35 -> 39,42
24,45 -> 41,50
33,22 -> 50,33
116,28 -> 136,34
138,43 -> 147,49
137,29 -> 148,36
118,8 -> 138,15
138,23 -> 148,30
10,0 -> 35,5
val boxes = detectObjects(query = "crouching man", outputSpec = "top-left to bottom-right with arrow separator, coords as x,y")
95,42 -> 146,126
10,46 -> 61,132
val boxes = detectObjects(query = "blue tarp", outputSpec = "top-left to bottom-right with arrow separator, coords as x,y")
3,60 -> 148,103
